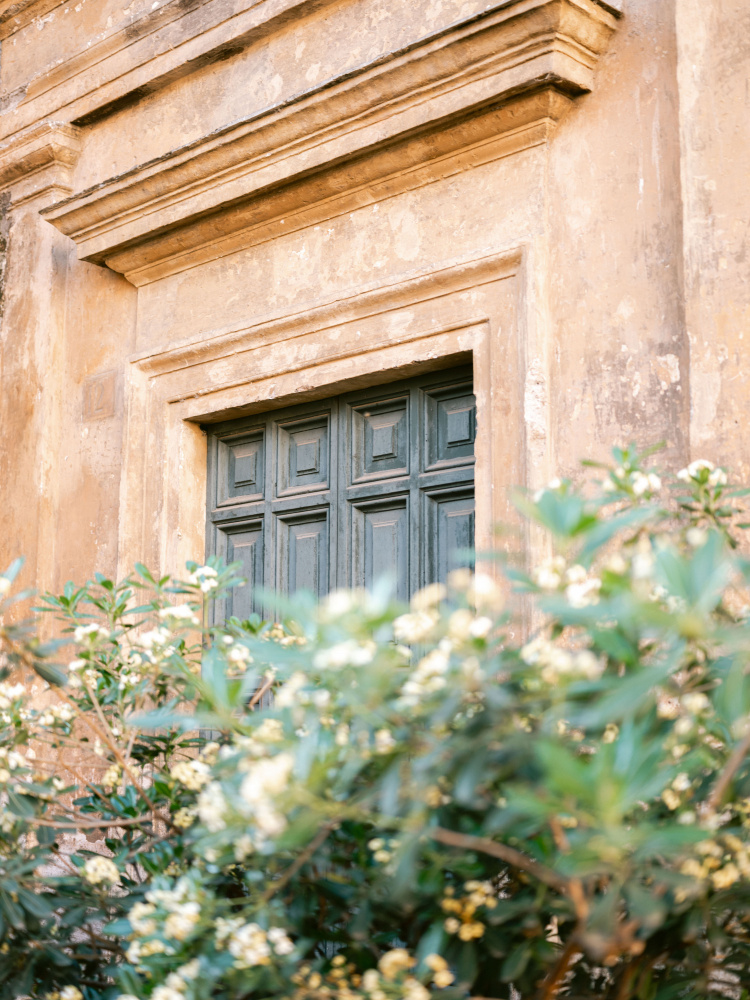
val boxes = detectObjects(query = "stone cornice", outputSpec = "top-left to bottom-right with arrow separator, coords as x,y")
3,0 -> 621,138
0,121 -> 81,207
0,0 -> 63,40
42,0 -> 617,284
1,0 -> 346,141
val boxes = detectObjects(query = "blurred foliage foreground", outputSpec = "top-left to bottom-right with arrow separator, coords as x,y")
3,451 -> 750,1000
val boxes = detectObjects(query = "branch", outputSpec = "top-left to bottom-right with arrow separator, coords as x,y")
262,821 -> 338,902
249,674 -> 276,710
429,827 -> 570,895
538,934 -> 581,1000
79,682 -> 170,827
708,725 -> 750,811
30,814 -> 156,830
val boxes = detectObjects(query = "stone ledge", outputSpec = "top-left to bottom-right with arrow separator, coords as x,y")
42,0 -> 617,283
0,121 -> 81,207
0,0 -> 64,40
0,0 -> 347,141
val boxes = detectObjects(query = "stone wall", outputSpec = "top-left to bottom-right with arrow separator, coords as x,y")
0,0 -> 747,594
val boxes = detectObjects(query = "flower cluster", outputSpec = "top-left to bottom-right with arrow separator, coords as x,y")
602,467 -> 662,497
440,880 -> 498,940
521,635 -> 604,685
215,918 -> 294,969
677,459 -> 728,488
531,559 -> 602,608
83,855 -> 120,886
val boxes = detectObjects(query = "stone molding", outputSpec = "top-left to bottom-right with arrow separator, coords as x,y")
134,249 -> 521,391
0,0 -> 63,40
117,248 -> 524,576
42,0 -> 617,285
4,0 -> 621,137
2,0 -> 346,139
0,121 -> 81,207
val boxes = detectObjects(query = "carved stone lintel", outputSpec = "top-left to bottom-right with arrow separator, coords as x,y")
0,121 -> 81,208
41,0 -> 617,284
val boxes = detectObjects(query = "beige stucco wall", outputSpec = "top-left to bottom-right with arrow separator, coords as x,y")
0,0 -> 747,596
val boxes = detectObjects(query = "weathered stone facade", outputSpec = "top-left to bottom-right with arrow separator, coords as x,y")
0,0 -> 747,594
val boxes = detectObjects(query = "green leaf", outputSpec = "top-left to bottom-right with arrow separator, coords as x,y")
17,887 -> 54,919
501,943 -> 531,982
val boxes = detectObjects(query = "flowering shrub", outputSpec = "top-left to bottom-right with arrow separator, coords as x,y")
2,448 -> 750,998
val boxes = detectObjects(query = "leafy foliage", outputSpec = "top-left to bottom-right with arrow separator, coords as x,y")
1,450 -> 750,999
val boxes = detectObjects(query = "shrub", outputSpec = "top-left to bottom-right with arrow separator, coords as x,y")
1,448 -> 750,999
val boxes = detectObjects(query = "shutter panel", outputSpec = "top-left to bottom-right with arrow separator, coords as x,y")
206,366 -> 475,613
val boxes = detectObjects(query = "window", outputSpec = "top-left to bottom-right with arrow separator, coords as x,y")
205,366 -> 476,618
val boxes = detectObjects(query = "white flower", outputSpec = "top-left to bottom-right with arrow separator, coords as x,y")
228,922 -> 272,968
172,759 -> 211,791
101,764 -> 121,789
229,644 -> 253,664
240,752 -> 294,803
532,557 -> 566,591
83,855 -> 120,886
681,692 -> 710,715
335,723 -> 350,746
393,611 -> 437,644
136,626 -> 172,650
678,459 -> 715,482
0,577 -> 10,597
312,689 -> 331,709
573,650 -> 604,680
188,565 -> 219,591
74,623 -> 109,643
313,639 -> 376,669
709,467 -> 727,487
565,577 -> 601,609
125,940 -> 142,964
268,926 -> 295,955
177,958 -> 201,980
129,901 -> 157,936
565,565 -> 588,585
238,752 -> 294,841
252,718 -> 284,744
631,471 -> 661,496
60,988 -> 82,1000
686,527 -> 708,547
152,987 -> 185,1000
164,901 -> 200,940
375,729 -> 396,754
673,772 -> 691,792
0,681 -> 25,709
363,969 -> 381,991
632,551 -> 655,580
159,603 -> 200,625
321,589 -> 358,618
275,671 -> 307,709
197,781 -> 227,832
410,583 -> 447,611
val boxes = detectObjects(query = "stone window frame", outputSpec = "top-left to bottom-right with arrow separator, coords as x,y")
117,247 -> 533,580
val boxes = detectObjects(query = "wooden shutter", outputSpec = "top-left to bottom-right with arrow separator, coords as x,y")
206,366 -> 475,616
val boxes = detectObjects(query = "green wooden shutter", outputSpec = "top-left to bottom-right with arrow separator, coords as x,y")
206,366 -> 475,615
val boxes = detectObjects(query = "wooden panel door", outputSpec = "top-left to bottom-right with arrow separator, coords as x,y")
206,366 -> 475,615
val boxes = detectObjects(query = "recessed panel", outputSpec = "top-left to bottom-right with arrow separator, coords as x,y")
425,489 -> 475,584
276,510 -> 329,598
350,397 -> 409,484
217,431 -> 265,505
277,416 -> 330,496
424,383 -> 476,471
351,499 -> 408,601
220,521 -> 263,620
